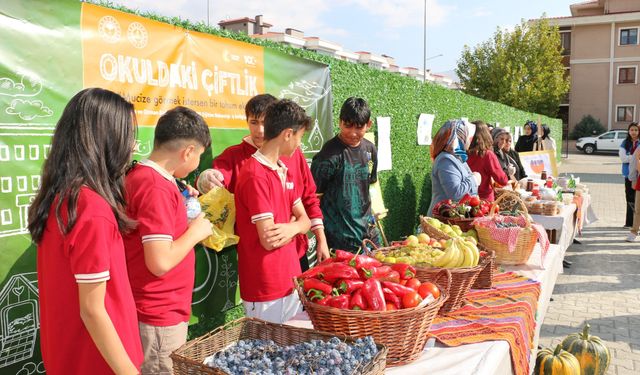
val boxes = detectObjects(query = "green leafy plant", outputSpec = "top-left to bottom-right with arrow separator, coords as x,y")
570,115 -> 606,139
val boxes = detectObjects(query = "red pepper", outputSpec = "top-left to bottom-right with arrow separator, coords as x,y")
481,205 -> 490,215
469,196 -> 481,207
316,295 -> 331,306
381,281 -> 416,298
391,264 -> 416,280
317,257 -> 335,266
359,265 -> 392,279
307,289 -> 327,302
376,270 -> 400,284
336,279 -> 364,294
361,279 -> 385,311
459,193 -> 472,205
349,290 -> 368,310
334,249 -> 355,262
300,262 -> 334,279
348,254 -> 382,268
382,287 -> 402,308
303,278 -> 333,296
320,263 -> 360,283
328,294 -> 350,309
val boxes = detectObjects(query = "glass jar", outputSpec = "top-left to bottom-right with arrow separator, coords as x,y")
526,179 -> 534,191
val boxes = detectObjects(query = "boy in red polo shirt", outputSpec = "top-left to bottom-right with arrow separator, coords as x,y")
197,94 -> 329,270
123,106 -> 213,374
234,99 -> 312,323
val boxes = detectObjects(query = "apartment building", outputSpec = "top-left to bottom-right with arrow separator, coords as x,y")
549,0 -> 640,132
218,15 -> 461,89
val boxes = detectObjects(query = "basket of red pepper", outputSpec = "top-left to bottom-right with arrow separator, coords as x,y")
432,194 -> 491,232
295,250 -> 450,366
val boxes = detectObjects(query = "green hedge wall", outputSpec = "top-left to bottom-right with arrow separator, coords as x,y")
104,3 -> 563,241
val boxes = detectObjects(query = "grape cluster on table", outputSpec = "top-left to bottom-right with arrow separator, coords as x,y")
204,336 -> 379,374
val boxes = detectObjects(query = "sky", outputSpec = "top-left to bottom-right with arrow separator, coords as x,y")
115,0 -> 578,76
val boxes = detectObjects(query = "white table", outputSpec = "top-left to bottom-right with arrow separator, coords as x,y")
530,204 -> 577,252
286,243 -> 564,375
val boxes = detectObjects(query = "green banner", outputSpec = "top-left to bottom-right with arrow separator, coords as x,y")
0,1 -> 332,372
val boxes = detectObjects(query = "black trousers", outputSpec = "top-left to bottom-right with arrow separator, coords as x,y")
625,178 -> 636,227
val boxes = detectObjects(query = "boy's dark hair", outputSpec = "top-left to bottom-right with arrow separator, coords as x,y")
154,106 -> 211,150
263,99 -> 311,140
28,88 -> 137,243
339,97 -> 371,127
245,93 -> 278,119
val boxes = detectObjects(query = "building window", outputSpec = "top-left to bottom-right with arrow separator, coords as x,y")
618,67 -> 637,84
620,28 -> 638,45
616,105 -> 635,122
560,32 -> 571,55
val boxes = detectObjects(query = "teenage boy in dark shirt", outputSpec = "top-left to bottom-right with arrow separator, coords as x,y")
311,97 -> 378,253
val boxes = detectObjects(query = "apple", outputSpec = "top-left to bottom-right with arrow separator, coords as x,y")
417,233 -> 430,244
406,235 -> 419,247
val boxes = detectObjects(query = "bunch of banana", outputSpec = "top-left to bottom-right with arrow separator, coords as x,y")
432,238 -> 481,268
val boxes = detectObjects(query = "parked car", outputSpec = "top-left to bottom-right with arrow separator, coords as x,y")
575,130 -> 627,154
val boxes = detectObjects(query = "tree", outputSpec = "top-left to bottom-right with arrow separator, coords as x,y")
456,17 -> 569,117
570,115 -> 606,139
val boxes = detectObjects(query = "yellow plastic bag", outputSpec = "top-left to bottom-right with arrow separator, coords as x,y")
198,186 -> 239,251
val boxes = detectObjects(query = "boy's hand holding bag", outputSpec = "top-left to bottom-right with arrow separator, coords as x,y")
198,186 -> 239,251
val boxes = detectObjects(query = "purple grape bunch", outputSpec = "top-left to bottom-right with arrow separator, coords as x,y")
205,336 -> 378,374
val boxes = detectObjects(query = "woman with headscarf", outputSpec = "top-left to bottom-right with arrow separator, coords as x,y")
515,120 -> 539,152
467,121 -> 509,201
537,124 -> 557,152
493,128 -> 528,181
428,120 -> 480,216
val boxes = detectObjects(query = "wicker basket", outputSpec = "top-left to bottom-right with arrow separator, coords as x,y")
364,238 -> 485,314
412,262 -> 482,313
471,250 -> 496,289
171,318 -> 387,375
419,215 -> 450,240
474,200 -> 538,265
294,271 -> 449,366
419,216 -> 495,290
432,213 -> 476,232
494,190 -> 526,213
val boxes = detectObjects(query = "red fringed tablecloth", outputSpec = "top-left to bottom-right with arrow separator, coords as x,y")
429,272 -> 541,375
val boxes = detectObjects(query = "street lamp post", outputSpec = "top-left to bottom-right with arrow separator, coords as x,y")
207,0 -> 210,27
423,0 -> 427,83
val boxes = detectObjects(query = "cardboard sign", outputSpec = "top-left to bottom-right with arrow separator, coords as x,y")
518,149 -> 558,177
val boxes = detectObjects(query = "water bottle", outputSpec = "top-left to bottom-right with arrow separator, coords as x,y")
176,180 -> 201,220
181,189 -> 202,220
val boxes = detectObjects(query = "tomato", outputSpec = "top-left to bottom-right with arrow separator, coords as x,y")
402,291 -> 423,309
399,279 -> 408,286
469,196 -> 481,207
385,302 -> 398,311
418,282 -> 441,300
405,278 -> 421,290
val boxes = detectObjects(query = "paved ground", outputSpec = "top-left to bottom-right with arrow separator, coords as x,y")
538,151 -> 640,375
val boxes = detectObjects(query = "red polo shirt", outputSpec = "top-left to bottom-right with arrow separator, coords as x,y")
234,151 -> 302,302
38,187 -> 143,374
214,136 -> 323,256
122,160 -> 194,326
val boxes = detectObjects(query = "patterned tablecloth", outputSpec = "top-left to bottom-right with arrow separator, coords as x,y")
428,272 -> 541,375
